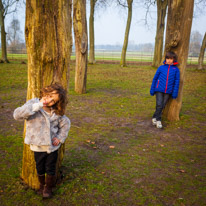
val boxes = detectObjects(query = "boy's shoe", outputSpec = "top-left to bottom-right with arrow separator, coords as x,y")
156,121 -> 162,129
152,118 -> 157,125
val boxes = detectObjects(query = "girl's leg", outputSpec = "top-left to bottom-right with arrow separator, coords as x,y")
43,150 -> 58,198
34,152 -> 47,175
34,152 -> 47,194
45,150 -> 58,176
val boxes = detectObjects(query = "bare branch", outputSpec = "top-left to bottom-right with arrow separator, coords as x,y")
2,0 -> 20,17
116,0 -> 128,8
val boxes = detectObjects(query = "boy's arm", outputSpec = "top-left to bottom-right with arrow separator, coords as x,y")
56,116 -> 71,144
172,69 -> 180,99
13,99 -> 43,121
150,67 -> 161,96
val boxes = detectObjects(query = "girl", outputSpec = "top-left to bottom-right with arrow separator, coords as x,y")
150,51 -> 180,128
13,83 -> 71,198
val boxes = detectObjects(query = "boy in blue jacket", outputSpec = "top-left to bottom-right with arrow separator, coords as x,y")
150,51 -> 180,128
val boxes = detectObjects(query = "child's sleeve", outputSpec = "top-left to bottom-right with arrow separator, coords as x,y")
172,69 -> 180,99
150,67 -> 161,96
56,116 -> 71,144
13,99 -> 43,121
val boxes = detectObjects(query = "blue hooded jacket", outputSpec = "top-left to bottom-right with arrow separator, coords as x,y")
150,61 -> 180,99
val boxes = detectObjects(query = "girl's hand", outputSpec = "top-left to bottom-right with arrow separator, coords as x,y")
40,96 -> 55,106
52,137 -> 60,146
40,97 -> 48,106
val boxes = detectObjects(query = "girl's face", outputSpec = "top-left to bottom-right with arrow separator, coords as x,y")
43,91 -> 60,107
166,58 -> 174,65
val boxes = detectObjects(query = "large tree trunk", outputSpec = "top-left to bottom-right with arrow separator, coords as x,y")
89,0 -> 96,64
22,0 -> 72,189
120,0 -> 133,67
198,32 -> 206,70
152,0 -> 167,67
163,0 -> 194,121
73,0 -> 88,94
0,1 -> 9,63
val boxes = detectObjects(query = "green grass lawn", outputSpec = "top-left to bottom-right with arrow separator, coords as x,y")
1,51 -> 205,64
0,61 -> 206,205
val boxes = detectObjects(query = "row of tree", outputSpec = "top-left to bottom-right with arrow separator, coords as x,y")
1,0 -> 205,68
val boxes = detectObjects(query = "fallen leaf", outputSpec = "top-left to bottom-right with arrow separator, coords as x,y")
91,142 -> 95,144
86,140 -> 91,143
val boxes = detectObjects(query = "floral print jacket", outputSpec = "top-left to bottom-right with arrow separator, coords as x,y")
13,98 -> 70,152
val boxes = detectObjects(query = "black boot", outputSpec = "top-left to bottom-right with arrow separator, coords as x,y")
43,175 -> 56,198
37,174 -> 45,195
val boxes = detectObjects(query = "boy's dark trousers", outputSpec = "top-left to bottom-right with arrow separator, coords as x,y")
153,92 -> 170,121
34,150 -> 58,176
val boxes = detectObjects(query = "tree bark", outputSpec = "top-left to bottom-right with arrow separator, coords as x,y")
0,0 -> 9,63
89,0 -> 96,64
163,0 -> 194,121
73,0 -> 88,94
120,0 -> 133,67
198,32 -> 206,70
23,0 -> 72,189
152,0 -> 167,67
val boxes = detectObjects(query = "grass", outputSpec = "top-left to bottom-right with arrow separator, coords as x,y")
1,51 -> 205,64
0,60 -> 206,205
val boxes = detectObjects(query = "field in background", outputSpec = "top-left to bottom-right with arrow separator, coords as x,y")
1,50 -> 205,65
0,61 -> 206,205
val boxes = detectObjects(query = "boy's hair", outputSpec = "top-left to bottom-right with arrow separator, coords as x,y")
40,83 -> 68,116
165,51 -> 177,61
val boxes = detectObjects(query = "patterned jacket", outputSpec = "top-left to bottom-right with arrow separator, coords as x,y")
150,61 -> 180,98
13,98 -> 71,152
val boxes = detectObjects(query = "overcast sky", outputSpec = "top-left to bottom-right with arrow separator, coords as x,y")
5,1 -> 206,45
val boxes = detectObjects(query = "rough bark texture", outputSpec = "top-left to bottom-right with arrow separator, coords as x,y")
0,0 -> 9,63
89,0 -> 96,64
120,0 -> 133,67
152,0 -> 167,67
73,0 -> 88,94
198,32 -> 206,70
23,0 -> 72,189
163,0 -> 194,121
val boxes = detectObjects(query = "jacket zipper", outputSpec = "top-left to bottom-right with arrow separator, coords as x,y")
156,80 -> 159,88
165,65 -> 170,93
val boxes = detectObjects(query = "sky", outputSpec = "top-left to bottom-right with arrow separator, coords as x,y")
5,1 -> 206,46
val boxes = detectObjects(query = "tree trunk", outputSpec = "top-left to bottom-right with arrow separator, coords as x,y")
0,1 -> 9,63
22,0 -> 72,189
120,0 -> 133,67
198,32 -> 206,70
163,0 -> 194,121
152,0 -> 167,67
73,0 -> 88,94
89,0 -> 95,64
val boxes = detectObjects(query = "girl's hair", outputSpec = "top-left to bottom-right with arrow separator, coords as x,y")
40,83 -> 68,116
165,51 -> 178,61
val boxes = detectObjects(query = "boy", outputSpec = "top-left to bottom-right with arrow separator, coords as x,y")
150,51 -> 180,128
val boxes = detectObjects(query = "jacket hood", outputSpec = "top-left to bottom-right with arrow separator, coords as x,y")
163,60 -> 178,65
